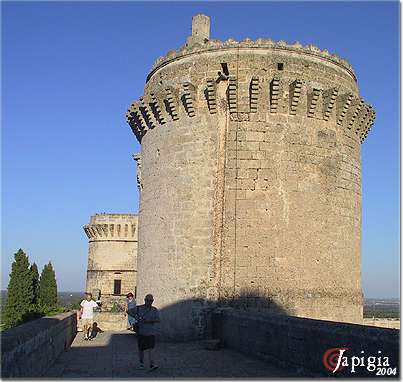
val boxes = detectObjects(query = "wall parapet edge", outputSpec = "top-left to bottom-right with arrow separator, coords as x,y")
148,40 -> 356,81
1,311 -> 77,378
212,308 -> 399,377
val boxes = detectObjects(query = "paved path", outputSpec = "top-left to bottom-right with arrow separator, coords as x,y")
45,331 -> 297,378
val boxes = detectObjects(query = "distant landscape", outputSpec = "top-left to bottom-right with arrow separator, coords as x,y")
0,290 -> 83,311
0,291 -> 400,318
363,298 -> 400,318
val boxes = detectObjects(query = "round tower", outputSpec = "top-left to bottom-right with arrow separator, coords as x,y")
83,213 -> 138,304
126,15 -> 375,339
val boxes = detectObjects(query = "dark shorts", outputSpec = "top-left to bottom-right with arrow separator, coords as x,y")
137,335 -> 155,351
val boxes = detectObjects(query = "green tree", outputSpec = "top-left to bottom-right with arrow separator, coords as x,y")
3,249 -> 34,329
38,262 -> 58,309
30,263 -> 40,305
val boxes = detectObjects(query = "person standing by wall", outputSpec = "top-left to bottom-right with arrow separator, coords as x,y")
79,292 -> 98,341
136,294 -> 160,370
125,292 -> 137,330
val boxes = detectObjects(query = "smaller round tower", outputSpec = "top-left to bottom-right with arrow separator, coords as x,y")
83,213 -> 138,305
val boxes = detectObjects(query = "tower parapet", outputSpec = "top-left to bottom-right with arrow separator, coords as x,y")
126,15 -> 375,340
84,213 -> 137,241
126,27 -> 375,145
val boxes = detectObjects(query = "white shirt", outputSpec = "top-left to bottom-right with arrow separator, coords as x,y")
80,299 -> 98,318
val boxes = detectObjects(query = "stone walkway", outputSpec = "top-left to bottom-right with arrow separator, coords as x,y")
45,331 -> 297,378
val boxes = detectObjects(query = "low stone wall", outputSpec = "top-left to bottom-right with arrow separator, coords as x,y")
212,308 -> 400,378
1,311 -> 77,378
363,318 -> 400,330
77,311 -> 127,332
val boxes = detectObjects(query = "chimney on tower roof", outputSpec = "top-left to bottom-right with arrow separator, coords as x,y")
186,14 -> 210,47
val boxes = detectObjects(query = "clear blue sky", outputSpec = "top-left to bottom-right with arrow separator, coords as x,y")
2,2 -> 400,298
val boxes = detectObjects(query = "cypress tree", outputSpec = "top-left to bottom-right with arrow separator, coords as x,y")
38,262 -> 58,309
30,262 -> 40,305
3,249 -> 34,329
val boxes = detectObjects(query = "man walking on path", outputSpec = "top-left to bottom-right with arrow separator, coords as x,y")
136,294 -> 160,370
79,292 -> 98,341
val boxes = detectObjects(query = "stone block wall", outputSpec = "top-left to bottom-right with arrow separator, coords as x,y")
92,312 -> 128,331
77,311 -> 128,332
363,318 -> 401,330
1,312 -> 77,378
213,308 -> 399,377
136,111 -> 217,340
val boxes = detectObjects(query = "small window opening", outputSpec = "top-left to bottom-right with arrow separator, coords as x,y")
114,279 -> 121,295
221,62 -> 229,76
277,63 -> 284,71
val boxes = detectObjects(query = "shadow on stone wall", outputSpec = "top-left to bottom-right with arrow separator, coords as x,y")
212,307 -> 400,378
131,293 -> 399,378
88,289 -> 288,341
148,290 -> 289,342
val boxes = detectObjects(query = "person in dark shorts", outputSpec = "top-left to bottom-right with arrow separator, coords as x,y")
136,294 -> 160,370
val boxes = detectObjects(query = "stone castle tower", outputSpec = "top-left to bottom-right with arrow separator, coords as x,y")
126,15 -> 375,339
83,213 -> 138,304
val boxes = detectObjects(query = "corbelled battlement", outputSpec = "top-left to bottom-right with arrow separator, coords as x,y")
83,213 -> 137,241
126,77 -> 375,144
126,14 -> 375,145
